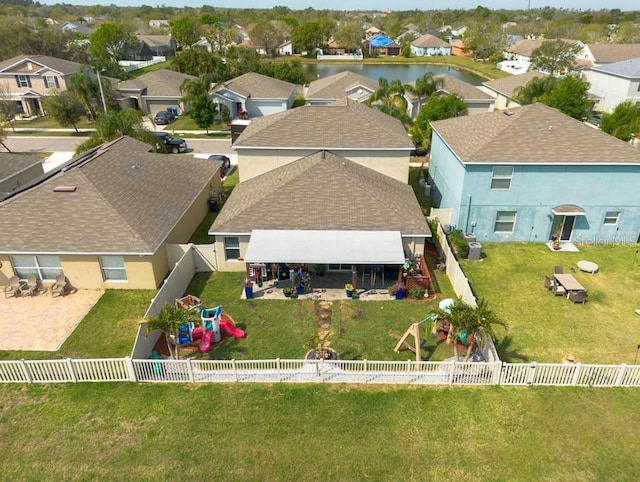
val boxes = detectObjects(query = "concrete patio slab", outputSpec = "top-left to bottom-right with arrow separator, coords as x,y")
0,290 -> 104,351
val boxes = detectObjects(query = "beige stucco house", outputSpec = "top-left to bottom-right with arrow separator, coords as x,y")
116,69 -> 195,116
0,137 -> 223,290
232,99 -> 414,183
304,70 -> 378,105
480,71 -> 548,110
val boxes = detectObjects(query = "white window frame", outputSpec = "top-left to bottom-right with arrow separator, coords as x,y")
224,237 -> 241,260
99,256 -> 127,281
494,211 -> 517,233
44,75 -> 57,88
11,255 -> 63,280
603,211 -> 620,226
17,75 -> 29,87
491,166 -> 513,190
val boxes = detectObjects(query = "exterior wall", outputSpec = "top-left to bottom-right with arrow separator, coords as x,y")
236,148 -> 410,183
0,162 -> 44,195
585,70 -> 640,113
427,132 -> 467,226
402,236 -> 426,259
212,235 -> 251,272
245,98 -> 289,118
466,101 -> 495,115
143,97 -> 182,115
410,46 -> 452,56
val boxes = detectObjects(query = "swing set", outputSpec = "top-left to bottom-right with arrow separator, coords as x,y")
393,315 -> 436,363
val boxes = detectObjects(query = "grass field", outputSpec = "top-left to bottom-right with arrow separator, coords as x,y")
1,383 -> 638,481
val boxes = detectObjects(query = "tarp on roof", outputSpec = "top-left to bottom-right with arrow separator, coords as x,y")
369,35 -> 394,48
244,230 -> 405,264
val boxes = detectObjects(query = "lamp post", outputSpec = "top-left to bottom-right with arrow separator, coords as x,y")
96,69 -> 107,113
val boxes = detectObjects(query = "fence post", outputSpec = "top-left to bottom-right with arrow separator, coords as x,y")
526,362 -> 537,385
571,363 -> 582,386
363,359 -> 368,384
447,360 -> 456,385
406,359 -> 412,385
186,358 -> 194,383
232,359 -> 238,382
277,358 -> 281,382
20,359 -> 32,383
492,361 -> 502,385
614,364 -> 627,387
67,358 -> 77,383
124,357 -> 137,382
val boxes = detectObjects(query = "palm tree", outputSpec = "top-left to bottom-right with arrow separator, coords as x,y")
404,72 -> 445,110
146,302 -> 200,359
367,77 -> 411,125
180,73 -> 214,104
512,76 -> 557,105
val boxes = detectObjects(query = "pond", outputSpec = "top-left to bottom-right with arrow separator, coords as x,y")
302,62 -> 485,86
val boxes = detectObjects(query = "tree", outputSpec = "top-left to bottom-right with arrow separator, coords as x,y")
75,108 -> 154,155
68,68 -> 99,121
0,82 -> 19,133
190,96 -> 217,133
333,21 -> 362,50
171,16 -> 201,50
249,21 -> 283,57
404,72 -> 445,111
146,302 -> 200,360
543,75 -> 591,120
463,21 -> 507,60
529,40 -> 582,76
171,49 -> 228,80
41,90 -> 85,132
367,77 -> 411,125
260,60 -> 310,85
180,74 -> 213,104
512,75 -> 556,105
291,21 -> 324,53
199,13 -> 233,54
410,94 -> 467,148
600,101 -> 640,142
88,23 -> 137,67
0,124 -> 11,152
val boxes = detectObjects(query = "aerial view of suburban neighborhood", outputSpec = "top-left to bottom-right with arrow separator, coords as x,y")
1,0 -> 639,479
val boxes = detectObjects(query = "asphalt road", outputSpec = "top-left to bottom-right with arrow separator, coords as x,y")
3,136 -> 235,157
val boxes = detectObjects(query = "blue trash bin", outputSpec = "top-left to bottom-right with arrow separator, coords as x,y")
244,284 -> 253,299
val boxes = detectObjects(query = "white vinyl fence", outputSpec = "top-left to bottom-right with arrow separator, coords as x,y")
432,221 -> 476,306
1,358 -> 639,387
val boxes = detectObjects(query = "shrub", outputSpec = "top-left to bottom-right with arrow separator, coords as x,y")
447,229 -> 469,259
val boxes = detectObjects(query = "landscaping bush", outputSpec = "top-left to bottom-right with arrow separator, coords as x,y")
447,229 -> 469,259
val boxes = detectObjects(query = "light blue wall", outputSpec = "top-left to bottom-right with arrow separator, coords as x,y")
429,131 -> 640,243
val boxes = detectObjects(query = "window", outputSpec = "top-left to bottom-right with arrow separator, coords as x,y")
224,237 -> 240,260
44,75 -> 58,88
491,166 -> 513,190
99,256 -> 127,281
17,75 -> 29,88
494,211 -> 517,233
603,211 -> 620,225
11,255 -> 63,280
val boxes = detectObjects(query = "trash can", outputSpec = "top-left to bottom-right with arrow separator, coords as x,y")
424,184 -> 431,197
170,107 -> 178,116
244,284 -> 253,299
468,242 -> 482,261
208,197 -> 218,213
464,232 -> 476,243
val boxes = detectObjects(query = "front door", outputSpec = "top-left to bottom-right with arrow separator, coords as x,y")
550,215 -> 575,241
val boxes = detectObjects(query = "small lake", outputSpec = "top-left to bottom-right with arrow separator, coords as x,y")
302,62 -> 485,86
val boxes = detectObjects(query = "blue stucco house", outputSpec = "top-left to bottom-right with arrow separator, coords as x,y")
429,103 -> 640,245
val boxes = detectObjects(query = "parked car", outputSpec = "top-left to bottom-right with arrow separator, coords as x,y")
154,110 -> 176,125
207,154 -> 231,172
588,114 -> 602,127
153,132 -> 187,154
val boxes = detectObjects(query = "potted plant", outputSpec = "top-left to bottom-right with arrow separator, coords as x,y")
283,287 -> 293,298
313,264 -> 327,277
552,229 -> 561,250
409,287 -> 424,299
345,283 -> 355,297
389,281 -> 406,299
304,330 -> 337,360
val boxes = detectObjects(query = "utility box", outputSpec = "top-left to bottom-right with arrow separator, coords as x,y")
464,232 -> 476,243
468,242 -> 482,261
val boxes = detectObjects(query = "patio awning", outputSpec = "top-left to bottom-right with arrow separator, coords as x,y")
552,204 -> 586,216
244,230 -> 405,265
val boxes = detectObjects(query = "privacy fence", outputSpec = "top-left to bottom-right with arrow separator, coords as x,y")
1,358 -> 639,388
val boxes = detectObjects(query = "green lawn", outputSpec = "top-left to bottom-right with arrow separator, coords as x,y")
461,243 -> 640,365
1,382 -> 638,481
12,116 -> 95,131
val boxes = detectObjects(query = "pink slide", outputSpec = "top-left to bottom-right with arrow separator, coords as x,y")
199,329 -> 213,353
220,319 -> 246,338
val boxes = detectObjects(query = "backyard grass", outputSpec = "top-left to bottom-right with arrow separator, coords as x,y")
1,382 -> 638,481
461,243 -> 640,365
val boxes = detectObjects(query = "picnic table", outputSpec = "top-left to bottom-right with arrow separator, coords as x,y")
554,273 -> 586,292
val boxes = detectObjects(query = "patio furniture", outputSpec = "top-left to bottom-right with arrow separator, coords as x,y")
544,274 -> 553,290
554,274 -> 586,293
577,260 -> 599,274
554,265 -> 564,274
4,276 -> 26,298
568,290 -> 587,304
50,274 -> 67,298
552,282 -> 566,296
20,274 -> 38,297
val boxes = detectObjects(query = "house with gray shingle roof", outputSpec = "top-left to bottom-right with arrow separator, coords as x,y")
429,103 -> 640,245
410,34 -> 451,57
232,99 -> 414,183
577,43 -> 640,68
0,154 -> 44,200
0,137 -> 224,290
405,74 -> 494,119
582,57 -> 640,112
212,72 -> 296,120
481,71 -> 548,110
116,69 -> 195,116
208,151 -> 430,277
0,55 -> 84,117
304,71 -> 378,105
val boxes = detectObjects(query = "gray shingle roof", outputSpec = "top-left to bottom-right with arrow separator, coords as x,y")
233,100 -> 414,150
210,151 -> 428,234
591,57 -> 640,78
431,103 -> 640,164
587,44 -> 640,63
482,71 -> 548,98
406,74 -> 492,102
305,71 -> 378,101
412,34 -> 448,48
116,69 -> 195,97
220,72 -> 296,99
0,137 -> 220,254
0,154 -> 42,181
0,55 -> 83,75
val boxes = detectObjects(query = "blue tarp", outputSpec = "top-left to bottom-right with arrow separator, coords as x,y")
369,34 -> 394,48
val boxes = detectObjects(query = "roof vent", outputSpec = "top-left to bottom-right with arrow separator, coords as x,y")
503,110 -> 515,116
53,185 -> 77,192
548,125 -> 554,131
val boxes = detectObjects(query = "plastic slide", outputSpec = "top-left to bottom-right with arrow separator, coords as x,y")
199,329 -> 213,353
219,319 -> 246,338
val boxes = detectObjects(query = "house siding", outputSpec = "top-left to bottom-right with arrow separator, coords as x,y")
584,69 -> 640,113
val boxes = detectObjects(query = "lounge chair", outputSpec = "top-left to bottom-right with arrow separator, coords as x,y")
4,276 -> 25,298
554,266 -> 564,274
544,274 -> 553,290
568,291 -> 587,304
50,274 -> 67,298
20,274 -> 38,297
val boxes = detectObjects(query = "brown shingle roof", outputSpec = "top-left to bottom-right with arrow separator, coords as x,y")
220,72 -> 296,99
431,103 -> 640,164
587,43 -> 640,64
305,71 -> 378,101
412,34 -> 448,48
406,74 -> 492,102
210,151 -> 428,234
0,137 -> 220,254
116,69 -> 195,97
234,100 -> 414,150
482,71 -> 548,98
0,154 -> 42,180
0,55 -> 82,75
